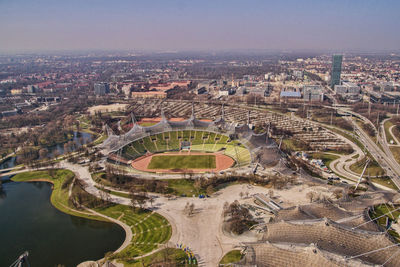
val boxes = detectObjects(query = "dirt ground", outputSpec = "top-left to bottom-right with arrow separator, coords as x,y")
151,183 -> 329,266
131,151 -> 234,173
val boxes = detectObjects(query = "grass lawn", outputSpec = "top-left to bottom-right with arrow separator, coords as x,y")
167,179 -> 207,196
370,176 -> 398,190
123,248 -> 196,266
11,169 -> 105,221
369,204 -> 400,242
148,155 -> 216,169
392,125 -> 400,143
219,250 -> 243,265
95,185 -> 131,198
384,120 -> 395,143
139,122 -> 157,127
309,152 -> 340,167
93,134 -> 107,145
391,147 -> 400,165
349,157 -> 385,177
95,204 -> 172,262
281,138 -> 308,151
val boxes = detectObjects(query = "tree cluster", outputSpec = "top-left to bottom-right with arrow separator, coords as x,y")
223,201 -> 254,235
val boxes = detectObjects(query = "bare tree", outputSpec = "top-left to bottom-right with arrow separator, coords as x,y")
268,189 -> 274,198
189,203 -> 195,216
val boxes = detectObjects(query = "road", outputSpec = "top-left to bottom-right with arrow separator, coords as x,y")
318,101 -> 400,191
350,114 -> 400,189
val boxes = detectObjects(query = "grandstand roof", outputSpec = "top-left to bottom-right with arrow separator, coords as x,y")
262,218 -> 400,266
236,241 -> 374,267
101,106 -> 279,165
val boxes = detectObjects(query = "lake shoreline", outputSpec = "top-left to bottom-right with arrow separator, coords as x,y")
10,170 -> 131,264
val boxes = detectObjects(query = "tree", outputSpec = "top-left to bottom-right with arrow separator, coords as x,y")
332,189 -> 342,199
39,148 -> 48,159
306,191 -> 318,203
268,189 -> 274,198
224,201 -> 253,235
49,168 -> 56,179
206,185 -> 214,196
239,191 -> 244,199
149,196 -> 154,207
189,203 -> 195,216
130,191 -> 149,211
53,150 -> 60,159
63,143 -> 69,153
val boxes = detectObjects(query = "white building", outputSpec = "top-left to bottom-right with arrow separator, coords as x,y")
303,85 -> 324,101
334,82 -> 360,95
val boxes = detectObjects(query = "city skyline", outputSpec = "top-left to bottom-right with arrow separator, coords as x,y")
1,0 -> 399,53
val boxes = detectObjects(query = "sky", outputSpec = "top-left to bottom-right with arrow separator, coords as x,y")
0,0 -> 399,53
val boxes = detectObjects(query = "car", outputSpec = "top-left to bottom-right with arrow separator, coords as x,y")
341,180 -> 348,184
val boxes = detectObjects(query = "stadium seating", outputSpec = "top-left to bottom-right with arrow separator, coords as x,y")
120,129 -> 251,165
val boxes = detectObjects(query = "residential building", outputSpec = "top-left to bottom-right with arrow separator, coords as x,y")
94,82 -> 110,95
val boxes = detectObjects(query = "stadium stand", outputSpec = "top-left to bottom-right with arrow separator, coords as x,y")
262,218 -> 400,266
236,242 -> 374,267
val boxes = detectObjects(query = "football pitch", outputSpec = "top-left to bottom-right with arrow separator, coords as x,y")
147,154 -> 216,169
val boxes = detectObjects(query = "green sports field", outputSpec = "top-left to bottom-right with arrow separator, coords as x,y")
148,154 -> 216,169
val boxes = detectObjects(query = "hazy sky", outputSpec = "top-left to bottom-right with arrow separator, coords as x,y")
0,0 -> 399,52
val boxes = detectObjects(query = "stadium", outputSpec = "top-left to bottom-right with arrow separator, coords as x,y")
101,105 -> 281,175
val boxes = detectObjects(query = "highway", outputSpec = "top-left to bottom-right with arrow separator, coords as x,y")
320,91 -> 400,190
349,114 -> 400,190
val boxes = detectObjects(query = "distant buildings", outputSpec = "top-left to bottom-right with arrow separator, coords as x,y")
330,55 -> 342,89
10,89 -> 22,95
280,89 -> 301,102
378,82 -> 399,92
334,82 -> 360,95
1,109 -> 19,118
131,91 -> 166,99
94,82 -> 110,95
27,85 -> 39,93
303,85 -> 324,101
293,70 -> 303,79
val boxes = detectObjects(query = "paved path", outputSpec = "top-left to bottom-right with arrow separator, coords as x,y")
389,125 -> 400,146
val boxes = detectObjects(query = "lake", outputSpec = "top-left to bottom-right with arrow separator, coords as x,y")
0,181 -> 125,267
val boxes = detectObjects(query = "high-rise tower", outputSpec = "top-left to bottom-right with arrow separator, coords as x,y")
330,55 -> 342,89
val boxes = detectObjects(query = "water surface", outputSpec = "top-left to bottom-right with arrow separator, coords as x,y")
0,181 -> 124,267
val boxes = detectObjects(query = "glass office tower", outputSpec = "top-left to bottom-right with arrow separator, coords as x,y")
330,55 -> 342,88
